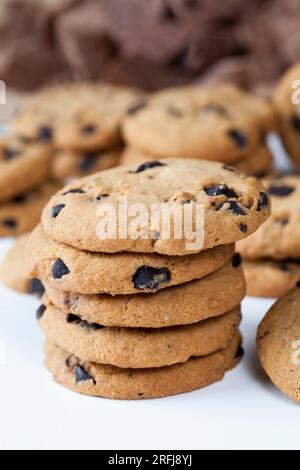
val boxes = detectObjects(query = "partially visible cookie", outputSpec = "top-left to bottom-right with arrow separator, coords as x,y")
257,286 -> 300,403
12,83 -> 144,151
0,182 -> 60,237
51,148 -> 121,181
44,260 -> 245,327
0,136 -> 52,202
0,234 -> 44,296
122,84 -> 275,161
41,158 -> 270,255
243,259 -> 300,298
45,331 -> 242,399
26,225 -> 236,295
238,175 -> 300,260
39,303 -> 241,368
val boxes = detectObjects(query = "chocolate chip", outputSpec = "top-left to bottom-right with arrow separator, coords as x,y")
291,113 -> 300,132
78,155 -> 96,172
222,164 -> 238,172
235,344 -> 244,358
279,262 -> 291,272
12,194 -> 27,203
216,201 -> 246,215
3,147 -> 20,160
81,320 -> 105,331
38,126 -> 53,142
75,365 -> 95,384
228,129 -> 247,148
296,280 -> 300,288
52,259 -> 70,279
63,188 -> 86,195
257,192 -> 269,211
232,253 -> 242,268
131,161 -> 166,173
2,218 -> 17,229
239,223 -> 247,232
132,265 -> 171,290
127,100 -> 147,115
96,193 -> 109,201
52,204 -> 65,218
204,184 -> 238,198
36,304 -> 46,320
28,278 -> 45,297
268,185 -> 295,197
81,124 -> 97,135
66,313 -> 81,324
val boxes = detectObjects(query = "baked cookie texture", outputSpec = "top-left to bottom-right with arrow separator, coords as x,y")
257,286 -> 300,404
41,158 -> 270,255
45,332 -> 242,400
273,63 -> 300,169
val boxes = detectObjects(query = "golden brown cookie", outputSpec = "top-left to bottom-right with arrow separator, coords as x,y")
41,158 -> 270,256
38,303 -> 241,368
25,224 -> 236,295
257,286 -> 300,403
45,331 -> 242,399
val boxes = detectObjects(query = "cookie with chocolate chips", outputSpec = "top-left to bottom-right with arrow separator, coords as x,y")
122,84 -> 275,162
41,158 -> 270,256
25,224 -> 235,295
238,175 -> 300,260
0,136 -> 52,202
45,331 -> 242,400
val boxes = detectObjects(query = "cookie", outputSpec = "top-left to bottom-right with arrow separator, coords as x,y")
243,259 -> 300,298
0,136 -> 52,202
26,224 -> 236,295
41,158 -> 270,256
45,331 -> 242,399
12,83 -> 144,151
0,234 -> 44,296
273,63 -> 300,169
238,175 -> 300,260
0,182 -> 60,237
257,286 -> 300,403
39,303 -> 241,368
44,260 -> 245,327
51,147 -> 121,181
122,84 -> 275,161
121,144 -> 273,177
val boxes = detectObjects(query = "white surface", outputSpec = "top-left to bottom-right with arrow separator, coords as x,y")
0,238 -> 299,451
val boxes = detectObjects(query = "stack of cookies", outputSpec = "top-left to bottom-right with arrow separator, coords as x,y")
120,84 -> 276,176
238,175 -> 300,298
0,135 -> 59,237
11,83 -> 144,182
25,159 -> 269,399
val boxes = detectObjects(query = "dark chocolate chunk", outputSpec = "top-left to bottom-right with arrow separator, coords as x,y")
2,218 -> 17,229
52,259 -> 70,279
63,188 -> 86,195
291,113 -> 300,132
36,304 -> 46,320
38,126 -> 53,142
228,129 -> 247,148
52,204 -> 65,218
232,253 -> 242,268
132,265 -> 171,290
216,201 -> 246,215
75,365 -> 95,384
28,278 -> 45,297
268,185 -> 295,197
127,100 -> 147,115
239,223 -> 247,232
204,184 -> 238,198
66,313 -> 81,324
257,192 -> 269,211
131,161 -> 166,174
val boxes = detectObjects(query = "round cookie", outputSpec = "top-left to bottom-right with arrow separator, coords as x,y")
41,158 -> 270,256
243,259 -> 300,298
51,147 -> 121,181
257,286 -> 300,404
238,175 -> 300,260
25,224 -> 236,295
0,234 -> 44,296
44,260 -> 246,327
12,83 -> 144,151
273,63 -> 300,169
0,182 -> 60,237
39,303 -> 241,368
122,84 -> 275,162
0,136 -> 52,202
45,331 -> 242,400
121,144 -> 273,177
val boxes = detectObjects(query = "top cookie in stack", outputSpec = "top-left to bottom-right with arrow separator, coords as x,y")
25,158 -> 269,400
120,84 -> 276,176
11,83 -> 145,181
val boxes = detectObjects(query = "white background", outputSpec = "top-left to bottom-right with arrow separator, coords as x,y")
0,136 -> 300,450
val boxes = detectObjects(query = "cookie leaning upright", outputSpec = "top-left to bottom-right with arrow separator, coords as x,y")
41,159 -> 270,256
